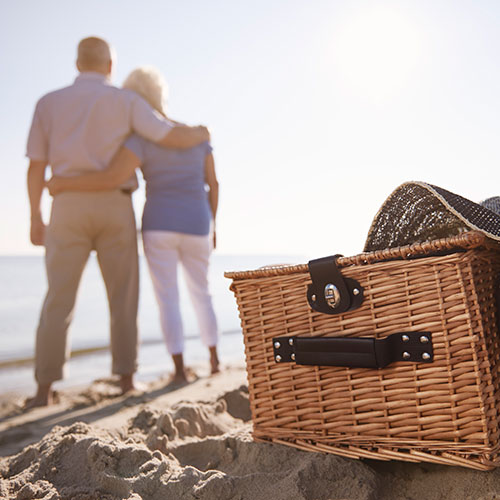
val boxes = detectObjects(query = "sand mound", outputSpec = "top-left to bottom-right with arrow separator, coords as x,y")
1,387 -> 378,500
3,373 -> 500,500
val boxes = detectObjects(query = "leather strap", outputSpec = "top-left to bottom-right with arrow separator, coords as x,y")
273,332 -> 433,369
307,255 -> 363,315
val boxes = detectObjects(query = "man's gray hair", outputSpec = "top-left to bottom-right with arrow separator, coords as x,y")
123,66 -> 168,116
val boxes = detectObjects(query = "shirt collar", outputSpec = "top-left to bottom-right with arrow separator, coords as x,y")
74,72 -> 111,84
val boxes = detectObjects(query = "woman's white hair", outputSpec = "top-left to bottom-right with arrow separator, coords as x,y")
123,66 -> 168,116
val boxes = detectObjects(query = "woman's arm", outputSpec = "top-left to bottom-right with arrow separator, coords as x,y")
47,146 -> 141,195
204,152 -> 219,248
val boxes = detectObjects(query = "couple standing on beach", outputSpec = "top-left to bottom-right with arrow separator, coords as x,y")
25,36 -> 220,408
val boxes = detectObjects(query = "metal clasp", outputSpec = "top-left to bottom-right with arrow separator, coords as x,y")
324,283 -> 341,308
307,255 -> 363,315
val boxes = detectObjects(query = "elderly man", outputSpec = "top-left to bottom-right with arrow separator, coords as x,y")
26,36 -> 210,407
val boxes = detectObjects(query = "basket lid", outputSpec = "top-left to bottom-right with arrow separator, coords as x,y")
224,231 -> 493,280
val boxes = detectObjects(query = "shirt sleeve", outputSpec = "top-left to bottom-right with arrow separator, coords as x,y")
124,134 -> 145,162
205,141 -> 213,155
130,94 -> 174,143
26,98 -> 49,161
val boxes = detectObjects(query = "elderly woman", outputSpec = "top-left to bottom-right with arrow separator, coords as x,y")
48,67 -> 220,383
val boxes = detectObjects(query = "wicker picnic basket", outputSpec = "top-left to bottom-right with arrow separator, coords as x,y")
225,231 -> 500,470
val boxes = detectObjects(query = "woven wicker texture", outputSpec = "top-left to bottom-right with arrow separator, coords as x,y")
364,182 -> 500,252
226,232 -> 500,470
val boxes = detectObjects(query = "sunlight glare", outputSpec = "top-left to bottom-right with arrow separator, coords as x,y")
332,7 -> 423,102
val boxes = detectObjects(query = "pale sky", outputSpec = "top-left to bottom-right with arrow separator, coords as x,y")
1,0 -> 499,257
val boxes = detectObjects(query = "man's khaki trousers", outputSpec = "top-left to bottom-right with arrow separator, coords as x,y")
35,190 -> 139,384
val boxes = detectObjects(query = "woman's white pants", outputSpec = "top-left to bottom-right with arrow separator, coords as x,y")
142,230 -> 218,355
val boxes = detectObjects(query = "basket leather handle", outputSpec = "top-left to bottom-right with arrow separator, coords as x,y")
272,332 -> 433,369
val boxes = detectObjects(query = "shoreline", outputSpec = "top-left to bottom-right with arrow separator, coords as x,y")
0,330 -> 246,396
0,329 -> 243,370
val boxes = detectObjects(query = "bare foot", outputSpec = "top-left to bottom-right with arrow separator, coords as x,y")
209,346 -> 220,375
24,384 -> 57,410
24,395 -> 49,410
165,367 -> 198,389
164,372 -> 188,390
119,374 -> 135,395
172,372 -> 188,383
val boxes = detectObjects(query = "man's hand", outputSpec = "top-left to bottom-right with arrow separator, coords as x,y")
30,216 -> 46,246
160,124 -> 211,149
46,176 -> 63,196
196,125 -> 210,143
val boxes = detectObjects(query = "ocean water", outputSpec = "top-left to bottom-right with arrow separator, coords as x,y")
0,253 -> 303,393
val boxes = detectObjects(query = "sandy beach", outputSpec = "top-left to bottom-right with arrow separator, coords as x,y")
1,364 -> 500,500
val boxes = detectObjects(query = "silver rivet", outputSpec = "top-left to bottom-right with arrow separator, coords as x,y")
422,352 -> 431,360
420,336 -> 429,344
312,294 -> 317,302
403,351 -> 411,360
291,353 -> 296,361
353,288 -> 360,296
402,335 -> 410,342
274,341 -> 281,349
275,355 -> 282,362
288,338 -> 294,346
